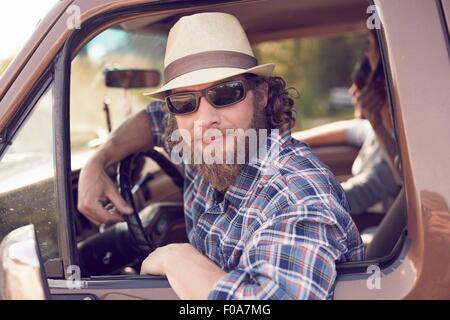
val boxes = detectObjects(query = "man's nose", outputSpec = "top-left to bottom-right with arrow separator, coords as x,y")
195,97 -> 220,128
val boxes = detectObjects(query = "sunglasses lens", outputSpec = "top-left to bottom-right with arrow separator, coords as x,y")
166,94 -> 198,114
207,81 -> 245,107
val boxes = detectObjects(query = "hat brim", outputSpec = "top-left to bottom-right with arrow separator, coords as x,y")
143,63 -> 275,100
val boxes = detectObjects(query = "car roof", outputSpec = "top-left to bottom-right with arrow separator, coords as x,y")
115,0 -> 368,43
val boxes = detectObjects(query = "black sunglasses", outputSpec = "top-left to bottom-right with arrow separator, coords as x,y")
165,80 -> 250,115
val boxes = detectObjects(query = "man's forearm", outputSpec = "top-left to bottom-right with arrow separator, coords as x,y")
164,245 -> 226,300
95,109 -> 155,167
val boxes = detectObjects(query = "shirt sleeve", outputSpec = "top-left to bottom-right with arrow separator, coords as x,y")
207,202 -> 362,300
342,158 -> 401,215
145,100 -> 168,149
345,119 -> 373,147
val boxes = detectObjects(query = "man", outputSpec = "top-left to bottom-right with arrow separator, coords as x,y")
78,12 -> 363,300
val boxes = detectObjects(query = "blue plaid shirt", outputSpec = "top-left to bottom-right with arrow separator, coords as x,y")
146,101 -> 364,300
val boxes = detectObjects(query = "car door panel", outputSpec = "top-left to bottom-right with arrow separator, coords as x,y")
49,277 -> 179,300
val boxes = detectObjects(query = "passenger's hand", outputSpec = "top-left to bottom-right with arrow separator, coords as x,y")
77,157 -> 133,225
356,78 -> 386,130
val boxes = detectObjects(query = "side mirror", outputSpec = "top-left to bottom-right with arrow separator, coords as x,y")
0,225 -> 49,300
105,68 -> 161,89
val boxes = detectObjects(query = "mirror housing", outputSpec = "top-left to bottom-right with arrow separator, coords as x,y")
0,225 -> 49,300
104,68 -> 160,89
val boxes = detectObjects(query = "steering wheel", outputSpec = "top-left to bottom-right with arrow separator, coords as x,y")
117,150 -> 184,257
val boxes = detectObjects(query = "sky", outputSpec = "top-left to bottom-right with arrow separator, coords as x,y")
0,0 -> 59,62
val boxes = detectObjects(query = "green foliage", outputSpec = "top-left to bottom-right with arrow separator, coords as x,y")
254,34 -> 367,129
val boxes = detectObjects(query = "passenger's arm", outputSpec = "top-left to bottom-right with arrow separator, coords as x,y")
292,121 -> 350,147
77,110 -> 155,225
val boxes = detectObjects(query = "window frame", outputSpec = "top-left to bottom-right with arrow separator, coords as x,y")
336,0 -> 408,274
56,0 -> 410,280
438,0 -> 450,58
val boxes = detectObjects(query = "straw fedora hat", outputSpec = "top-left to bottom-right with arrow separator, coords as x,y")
144,12 -> 275,100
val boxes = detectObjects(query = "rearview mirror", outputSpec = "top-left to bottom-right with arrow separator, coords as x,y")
0,225 -> 49,300
105,68 -> 161,89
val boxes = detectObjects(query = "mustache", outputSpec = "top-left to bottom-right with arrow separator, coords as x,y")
191,127 -> 234,143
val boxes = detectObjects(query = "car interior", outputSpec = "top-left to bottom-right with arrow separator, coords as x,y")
0,0 -> 407,282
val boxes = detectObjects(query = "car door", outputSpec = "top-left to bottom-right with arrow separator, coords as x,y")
334,0 -> 450,299
0,0 -> 404,300
2,0 -> 449,300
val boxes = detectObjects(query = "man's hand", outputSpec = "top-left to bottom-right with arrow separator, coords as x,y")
140,243 -> 200,275
77,110 -> 156,225
140,243 -> 174,276
140,243 -> 225,299
77,157 -> 132,225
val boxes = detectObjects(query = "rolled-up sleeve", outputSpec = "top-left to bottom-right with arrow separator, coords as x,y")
145,100 -> 168,149
345,119 -> 372,147
342,157 -> 401,215
207,202 -> 360,300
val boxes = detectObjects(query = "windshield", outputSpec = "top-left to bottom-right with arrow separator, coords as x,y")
70,28 -> 166,161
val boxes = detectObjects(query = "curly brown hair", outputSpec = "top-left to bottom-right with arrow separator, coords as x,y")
244,74 -> 296,133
